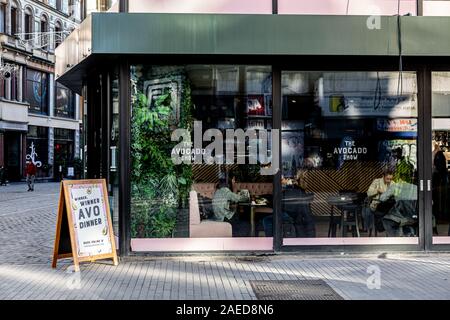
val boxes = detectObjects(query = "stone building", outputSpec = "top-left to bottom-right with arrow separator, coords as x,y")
0,0 -> 82,181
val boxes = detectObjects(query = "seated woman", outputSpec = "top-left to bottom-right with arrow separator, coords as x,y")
212,176 -> 249,222
365,168 -> 395,233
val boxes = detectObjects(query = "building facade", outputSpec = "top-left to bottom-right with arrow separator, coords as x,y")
57,0 -> 450,256
0,0 -> 82,182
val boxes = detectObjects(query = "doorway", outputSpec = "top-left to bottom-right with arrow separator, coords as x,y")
4,132 -> 22,181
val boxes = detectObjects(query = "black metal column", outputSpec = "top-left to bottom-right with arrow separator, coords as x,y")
119,60 -> 131,256
417,0 -> 423,16
119,0 -> 128,12
418,66 -> 433,251
272,67 -> 282,251
272,0 -> 278,14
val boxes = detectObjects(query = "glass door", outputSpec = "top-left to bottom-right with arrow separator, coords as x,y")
431,72 -> 450,245
108,71 -> 120,237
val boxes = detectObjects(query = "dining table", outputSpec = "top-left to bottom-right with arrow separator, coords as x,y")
239,201 -> 270,237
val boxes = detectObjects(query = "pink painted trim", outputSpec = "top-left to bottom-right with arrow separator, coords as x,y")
433,237 -> 450,244
131,237 -> 273,252
283,237 -> 418,246
129,0 -> 272,14
424,1 -> 450,16
278,0 -> 416,16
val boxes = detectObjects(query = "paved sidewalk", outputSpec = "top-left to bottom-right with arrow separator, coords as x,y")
1,182 -> 450,300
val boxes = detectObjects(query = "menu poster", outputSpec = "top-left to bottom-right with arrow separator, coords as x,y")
52,179 -> 118,272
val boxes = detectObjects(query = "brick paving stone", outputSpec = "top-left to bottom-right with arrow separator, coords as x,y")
3,182 -> 450,300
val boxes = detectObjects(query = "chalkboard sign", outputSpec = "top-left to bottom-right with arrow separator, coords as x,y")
52,179 -> 118,272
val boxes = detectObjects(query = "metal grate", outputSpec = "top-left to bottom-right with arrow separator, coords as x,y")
250,280 -> 343,300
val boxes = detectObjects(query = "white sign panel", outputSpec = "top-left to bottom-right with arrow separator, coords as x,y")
68,183 -> 112,257
377,119 -> 418,132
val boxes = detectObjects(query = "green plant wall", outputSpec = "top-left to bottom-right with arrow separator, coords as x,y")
130,68 -> 193,238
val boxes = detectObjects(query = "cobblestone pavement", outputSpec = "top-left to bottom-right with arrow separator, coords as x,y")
1,182 -> 450,300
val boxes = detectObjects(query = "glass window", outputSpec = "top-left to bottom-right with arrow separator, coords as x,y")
10,7 -> 17,35
130,65 -> 273,250
10,70 -> 18,101
0,78 -> 5,99
26,69 -> 49,115
54,128 -> 75,180
27,126 -> 49,177
40,16 -> 48,50
24,11 -> 32,39
55,83 -> 75,118
281,71 -> 419,245
0,4 -> 6,33
431,72 -> 450,243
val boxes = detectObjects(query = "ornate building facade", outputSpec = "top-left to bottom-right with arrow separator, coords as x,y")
0,0 -> 81,181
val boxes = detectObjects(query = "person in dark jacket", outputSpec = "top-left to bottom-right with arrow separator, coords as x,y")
0,165 -> 7,186
263,171 -> 316,238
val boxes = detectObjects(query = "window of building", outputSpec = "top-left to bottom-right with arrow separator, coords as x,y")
0,78 -> 6,98
130,64 -> 273,245
24,9 -> 33,40
26,69 -> 49,115
10,70 -> 18,101
56,0 -> 62,11
10,6 -> 17,35
40,16 -> 48,50
0,3 -> 6,33
54,22 -> 62,48
54,128 -> 75,179
27,125 -> 49,177
55,82 -> 75,118
281,71 -> 418,245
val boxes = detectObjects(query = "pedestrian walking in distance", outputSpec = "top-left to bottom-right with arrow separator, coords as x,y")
25,161 -> 37,192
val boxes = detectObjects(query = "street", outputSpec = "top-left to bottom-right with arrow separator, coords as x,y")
1,182 -> 450,300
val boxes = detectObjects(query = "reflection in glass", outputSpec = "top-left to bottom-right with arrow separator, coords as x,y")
432,72 -> 450,239
281,71 -> 419,242
130,65 -> 273,239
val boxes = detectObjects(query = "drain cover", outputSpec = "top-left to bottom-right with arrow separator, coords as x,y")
250,280 -> 343,300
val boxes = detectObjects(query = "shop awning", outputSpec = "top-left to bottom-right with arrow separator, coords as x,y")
56,13 -> 450,93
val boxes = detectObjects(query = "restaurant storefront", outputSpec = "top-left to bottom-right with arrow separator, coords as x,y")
55,11 -> 450,256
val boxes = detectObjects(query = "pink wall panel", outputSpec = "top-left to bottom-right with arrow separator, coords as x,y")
424,1 -> 450,16
129,0 -> 273,14
278,0 -> 417,15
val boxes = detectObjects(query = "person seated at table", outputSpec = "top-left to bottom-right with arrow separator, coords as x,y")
379,171 -> 418,237
212,175 -> 249,222
263,171 -> 316,237
365,168 -> 395,233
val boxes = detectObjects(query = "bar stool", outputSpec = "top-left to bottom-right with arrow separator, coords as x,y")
340,203 -> 360,237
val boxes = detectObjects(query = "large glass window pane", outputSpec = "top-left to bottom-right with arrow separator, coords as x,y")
282,71 -> 419,245
54,128 -> 75,180
431,72 -> 450,243
26,69 -> 49,115
130,65 -> 273,250
55,83 -> 75,118
27,126 -> 49,178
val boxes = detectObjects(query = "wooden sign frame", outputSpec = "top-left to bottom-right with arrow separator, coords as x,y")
52,179 -> 118,272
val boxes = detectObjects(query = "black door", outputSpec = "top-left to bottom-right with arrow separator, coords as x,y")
4,132 -> 21,181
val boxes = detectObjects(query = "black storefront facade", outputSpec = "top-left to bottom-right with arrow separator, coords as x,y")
56,11 -> 450,256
